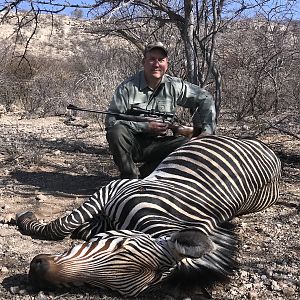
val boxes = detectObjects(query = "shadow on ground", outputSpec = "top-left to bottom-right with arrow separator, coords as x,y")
11,170 -> 116,196
2,274 -> 211,300
1,274 -> 28,292
1,275 -> 178,300
276,151 -> 300,168
1,275 -> 114,299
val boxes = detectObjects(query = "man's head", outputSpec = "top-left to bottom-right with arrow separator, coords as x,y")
144,42 -> 168,57
143,42 -> 168,86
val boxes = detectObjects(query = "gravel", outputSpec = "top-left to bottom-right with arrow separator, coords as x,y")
0,112 -> 299,300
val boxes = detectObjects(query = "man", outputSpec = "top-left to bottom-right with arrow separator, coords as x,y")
105,42 -> 216,179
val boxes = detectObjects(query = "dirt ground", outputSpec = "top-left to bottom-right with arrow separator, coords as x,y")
0,112 -> 299,300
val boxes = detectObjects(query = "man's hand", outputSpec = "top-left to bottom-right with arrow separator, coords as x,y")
169,125 -> 193,138
191,128 -> 211,140
147,121 -> 169,136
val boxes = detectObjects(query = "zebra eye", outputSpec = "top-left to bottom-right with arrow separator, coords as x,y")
114,240 -> 125,251
155,266 -> 166,275
95,238 -> 126,253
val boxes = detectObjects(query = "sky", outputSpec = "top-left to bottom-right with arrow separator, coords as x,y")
7,0 -> 96,18
6,0 -> 300,20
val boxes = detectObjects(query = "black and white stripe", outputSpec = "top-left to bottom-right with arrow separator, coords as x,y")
17,135 -> 281,297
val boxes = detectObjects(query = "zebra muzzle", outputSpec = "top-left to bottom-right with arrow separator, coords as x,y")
28,254 -> 61,291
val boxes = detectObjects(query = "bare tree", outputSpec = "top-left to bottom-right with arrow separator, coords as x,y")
218,8 -> 299,120
0,0 -> 299,117
71,8 -> 84,20
0,1 -> 244,114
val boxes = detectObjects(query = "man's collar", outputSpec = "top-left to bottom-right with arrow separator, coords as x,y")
139,71 -> 166,91
139,71 -> 148,90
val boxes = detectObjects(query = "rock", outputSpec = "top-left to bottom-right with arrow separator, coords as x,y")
248,291 -> 258,300
1,213 -> 15,224
282,285 -> 295,297
1,204 -> 10,210
19,289 -> 28,295
53,150 -> 61,156
242,125 -> 250,130
35,194 -> 47,202
265,269 -> 273,277
260,274 -> 267,281
245,283 -> 253,289
9,286 -> 20,294
0,266 -> 9,274
35,291 -> 49,300
3,169 -> 10,175
10,104 -> 20,112
0,104 -> 6,113
271,280 -> 281,291
240,270 -> 248,278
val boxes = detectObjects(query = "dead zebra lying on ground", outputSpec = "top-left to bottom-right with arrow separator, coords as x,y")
16,135 -> 281,298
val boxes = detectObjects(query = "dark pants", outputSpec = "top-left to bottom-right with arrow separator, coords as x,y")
106,124 -> 189,179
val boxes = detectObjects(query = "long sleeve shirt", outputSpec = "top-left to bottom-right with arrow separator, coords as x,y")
105,70 -> 216,134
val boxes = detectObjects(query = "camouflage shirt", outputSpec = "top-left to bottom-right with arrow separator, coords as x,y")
105,70 -> 216,134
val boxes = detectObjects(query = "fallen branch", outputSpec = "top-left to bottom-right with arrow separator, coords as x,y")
253,115 -> 300,140
63,119 -> 89,128
269,125 -> 300,140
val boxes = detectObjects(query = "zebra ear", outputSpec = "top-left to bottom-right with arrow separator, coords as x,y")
169,228 -> 214,258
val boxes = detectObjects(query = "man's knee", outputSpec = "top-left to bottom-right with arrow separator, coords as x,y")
106,124 -> 139,179
106,124 -> 132,145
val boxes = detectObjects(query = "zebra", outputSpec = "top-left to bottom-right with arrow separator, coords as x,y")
16,135 -> 281,299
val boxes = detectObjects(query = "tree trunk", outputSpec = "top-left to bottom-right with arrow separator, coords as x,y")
184,0 -> 197,84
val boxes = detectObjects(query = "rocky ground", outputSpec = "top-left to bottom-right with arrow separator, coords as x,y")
0,112 -> 299,300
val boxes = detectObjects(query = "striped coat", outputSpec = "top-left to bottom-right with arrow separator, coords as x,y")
17,136 -> 281,297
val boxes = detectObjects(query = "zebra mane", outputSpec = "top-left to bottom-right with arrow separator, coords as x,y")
200,222 -> 238,276
159,222 -> 237,296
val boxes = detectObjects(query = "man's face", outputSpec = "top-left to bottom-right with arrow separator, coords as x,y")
143,48 -> 168,81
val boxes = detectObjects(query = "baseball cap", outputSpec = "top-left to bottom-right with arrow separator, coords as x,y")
144,42 -> 168,56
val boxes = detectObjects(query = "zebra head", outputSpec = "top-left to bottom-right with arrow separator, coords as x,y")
28,228 -> 217,296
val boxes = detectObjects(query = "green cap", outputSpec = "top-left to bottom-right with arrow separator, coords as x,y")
144,42 -> 168,56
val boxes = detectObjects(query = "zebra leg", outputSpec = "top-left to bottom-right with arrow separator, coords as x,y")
16,210 -> 85,240
16,190 -> 108,240
70,214 -> 110,240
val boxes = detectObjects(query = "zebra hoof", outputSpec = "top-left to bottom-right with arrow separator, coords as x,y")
16,211 -> 37,226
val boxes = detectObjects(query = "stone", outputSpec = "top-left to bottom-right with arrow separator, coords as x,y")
35,291 -> 49,300
248,291 -> 258,300
35,193 -> 47,202
282,286 -> 295,297
9,286 -> 20,294
0,266 -> 9,273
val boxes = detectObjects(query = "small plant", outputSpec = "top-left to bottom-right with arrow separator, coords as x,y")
4,124 -> 45,166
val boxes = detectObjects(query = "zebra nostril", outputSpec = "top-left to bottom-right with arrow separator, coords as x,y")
31,256 -> 50,273
29,255 -> 57,290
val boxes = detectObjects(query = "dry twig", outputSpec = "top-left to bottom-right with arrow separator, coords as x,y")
254,115 -> 300,140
